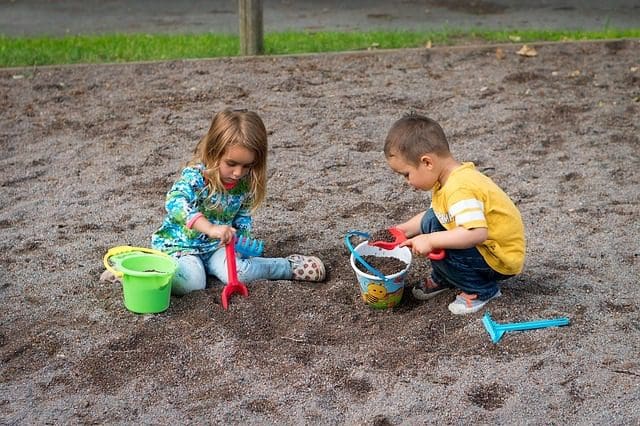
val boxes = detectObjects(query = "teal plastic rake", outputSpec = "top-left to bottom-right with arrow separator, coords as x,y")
482,312 -> 570,344
235,235 -> 264,258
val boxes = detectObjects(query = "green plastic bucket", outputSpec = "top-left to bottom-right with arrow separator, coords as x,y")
118,253 -> 177,314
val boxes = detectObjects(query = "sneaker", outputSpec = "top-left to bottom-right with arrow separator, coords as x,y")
287,254 -> 326,282
412,278 -> 449,300
100,269 -> 121,284
447,290 -> 502,315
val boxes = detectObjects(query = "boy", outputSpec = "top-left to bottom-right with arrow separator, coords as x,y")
384,113 -> 525,314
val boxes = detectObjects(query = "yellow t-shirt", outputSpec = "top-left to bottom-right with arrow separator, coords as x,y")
431,162 -> 525,275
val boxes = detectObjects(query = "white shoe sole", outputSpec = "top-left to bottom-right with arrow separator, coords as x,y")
448,290 -> 502,315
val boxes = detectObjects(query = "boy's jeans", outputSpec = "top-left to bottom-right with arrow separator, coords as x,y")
170,247 -> 292,296
420,208 -> 510,300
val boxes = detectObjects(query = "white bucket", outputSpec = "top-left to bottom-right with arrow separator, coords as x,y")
349,241 -> 412,309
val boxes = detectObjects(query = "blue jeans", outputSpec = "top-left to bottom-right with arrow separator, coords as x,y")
421,208 -> 510,300
170,247 -> 293,296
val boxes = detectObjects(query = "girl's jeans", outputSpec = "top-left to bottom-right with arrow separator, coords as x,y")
171,247 -> 292,296
421,208 -> 511,300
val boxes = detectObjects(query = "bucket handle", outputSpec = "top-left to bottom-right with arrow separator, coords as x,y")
344,230 -> 392,284
103,246 -> 171,278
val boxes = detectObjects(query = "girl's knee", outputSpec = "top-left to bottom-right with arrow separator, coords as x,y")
172,255 -> 206,296
171,277 -> 206,296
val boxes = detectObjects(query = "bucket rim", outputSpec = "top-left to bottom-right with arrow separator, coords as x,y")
349,241 -> 411,281
119,253 -> 177,277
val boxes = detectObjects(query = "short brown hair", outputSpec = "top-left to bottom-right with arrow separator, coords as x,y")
384,113 -> 450,165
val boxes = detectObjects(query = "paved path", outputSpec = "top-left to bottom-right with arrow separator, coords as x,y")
1,0 -> 638,37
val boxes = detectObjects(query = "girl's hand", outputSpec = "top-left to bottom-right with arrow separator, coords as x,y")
207,224 -> 236,245
191,216 -> 236,244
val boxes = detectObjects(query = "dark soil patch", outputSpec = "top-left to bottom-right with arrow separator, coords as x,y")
358,254 -> 408,276
369,228 -> 397,243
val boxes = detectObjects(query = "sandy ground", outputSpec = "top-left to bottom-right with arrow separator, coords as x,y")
1,40 -> 639,424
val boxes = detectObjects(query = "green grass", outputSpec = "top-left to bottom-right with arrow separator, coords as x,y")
1,28 -> 639,68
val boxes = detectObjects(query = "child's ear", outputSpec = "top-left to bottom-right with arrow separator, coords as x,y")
419,154 -> 434,169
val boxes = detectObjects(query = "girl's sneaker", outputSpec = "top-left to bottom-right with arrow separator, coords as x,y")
287,254 -> 326,282
412,277 -> 449,300
99,269 -> 121,284
448,290 -> 502,315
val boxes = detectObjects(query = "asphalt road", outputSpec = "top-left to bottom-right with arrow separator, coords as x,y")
1,0 -> 638,37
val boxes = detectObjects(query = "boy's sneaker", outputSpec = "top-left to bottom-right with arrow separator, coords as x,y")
412,278 -> 449,300
448,290 -> 502,315
287,254 -> 326,282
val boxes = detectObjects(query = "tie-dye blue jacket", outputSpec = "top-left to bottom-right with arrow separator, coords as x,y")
151,164 -> 252,256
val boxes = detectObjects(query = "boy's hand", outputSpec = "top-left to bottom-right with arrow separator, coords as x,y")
400,234 -> 436,257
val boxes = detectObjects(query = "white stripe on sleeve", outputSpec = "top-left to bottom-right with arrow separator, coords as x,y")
455,210 -> 486,226
450,199 -> 484,216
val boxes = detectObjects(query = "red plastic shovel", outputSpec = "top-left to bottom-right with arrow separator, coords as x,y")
369,227 -> 445,260
221,237 -> 249,310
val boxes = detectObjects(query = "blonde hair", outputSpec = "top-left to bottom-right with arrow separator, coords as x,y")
190,109 -> 267,210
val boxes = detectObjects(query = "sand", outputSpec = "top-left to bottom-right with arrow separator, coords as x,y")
1,40 -> 639,424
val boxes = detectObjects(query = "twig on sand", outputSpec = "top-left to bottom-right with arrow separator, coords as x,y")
280,336 -> 307,343
612,369 -> 640,377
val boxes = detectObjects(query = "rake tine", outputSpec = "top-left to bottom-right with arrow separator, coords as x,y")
235,235 -> 264,258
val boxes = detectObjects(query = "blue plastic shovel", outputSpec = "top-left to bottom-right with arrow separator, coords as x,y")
482,311 -> 570,344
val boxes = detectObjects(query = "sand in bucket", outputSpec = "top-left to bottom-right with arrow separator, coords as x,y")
350,241 -> 412,309
118,253 -> 177,314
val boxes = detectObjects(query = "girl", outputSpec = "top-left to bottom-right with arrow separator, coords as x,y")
151,108 -> 325,295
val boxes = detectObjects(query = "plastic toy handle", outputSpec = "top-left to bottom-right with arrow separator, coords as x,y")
102,245 -> 169,278
427,249 -> 446,261
499,317 -> 570,332
221,238 -> 249,310
225,240 -> 239,283
344,230 -> 393,284
369,228 -> 446,261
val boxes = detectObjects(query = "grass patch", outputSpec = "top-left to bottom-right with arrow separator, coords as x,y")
1,28 -> 638,68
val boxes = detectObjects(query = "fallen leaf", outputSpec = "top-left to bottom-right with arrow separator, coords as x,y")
425,40 -> 432,49
569,70 -> 581,77
508,35 -> 521,42
495,47 -> 506,60
517,45 -> 538,57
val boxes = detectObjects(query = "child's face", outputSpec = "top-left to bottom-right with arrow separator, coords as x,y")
387,153 -> 438,191
219,145 -> 256,186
